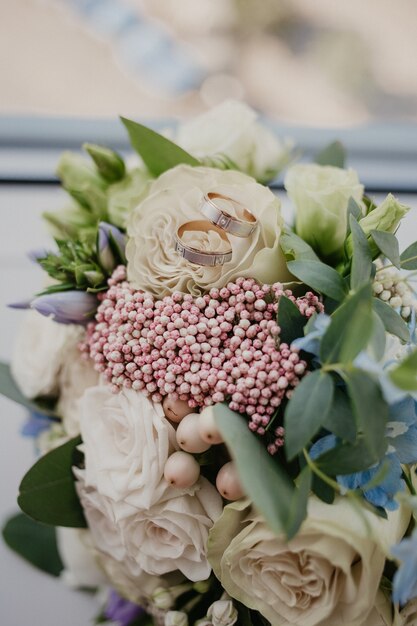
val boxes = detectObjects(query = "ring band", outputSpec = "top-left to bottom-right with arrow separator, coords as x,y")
175,220 -> 232,267
200,192 -> 257,238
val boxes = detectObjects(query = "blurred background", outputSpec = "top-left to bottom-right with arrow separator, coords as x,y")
2,0 -> 417,125
1,2 -> 417,625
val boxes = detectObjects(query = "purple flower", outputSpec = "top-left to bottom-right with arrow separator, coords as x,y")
98,222 -> 126,272
104,589 -> 144,626
30,291 -> 98,324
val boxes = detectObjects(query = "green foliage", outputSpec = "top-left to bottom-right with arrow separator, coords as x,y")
400,241 -> 417,270
373,298 -> 410,343
214,404 -> 309,539
321,387 -> 356,442
0,361 -> 57,416
2,512 -> 63,576
390,349 -> 417,391
287,260 -> 348,302
284,370 -> 334,460
320,284 -> 373,364
314,141 -> 346,168
18,436 -> 87,528
121,117 -> 200,177
349,216 -> 372,290
371,230 -> 401,268
280,228 -> 320,262
277,296 -> 307,345
83,143 -> 126,183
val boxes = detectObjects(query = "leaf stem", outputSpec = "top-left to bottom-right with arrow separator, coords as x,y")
302,449 -> 341,493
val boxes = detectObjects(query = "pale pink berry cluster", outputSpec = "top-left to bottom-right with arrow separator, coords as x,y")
82,267 -> 322,450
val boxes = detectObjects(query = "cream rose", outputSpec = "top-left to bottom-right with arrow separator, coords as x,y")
126,165 -> 290,296
79,385 -> 177,510
57,346 -> 99,437
56,527 -> 107,588
284,163 -> 364,258
394,599 -> 417,626
208,498 -> 409,626
11,310 -> 83,399
176,100 -> 292,183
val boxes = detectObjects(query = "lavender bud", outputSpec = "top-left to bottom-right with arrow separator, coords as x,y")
31,291 -> 97,324
97,222 -> 126,272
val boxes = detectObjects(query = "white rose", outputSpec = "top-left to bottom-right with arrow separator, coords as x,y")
208,497 -> 409,626
284,163 -> 364,258
79,385 -> 177,510
57,346 -> 99,437
126,164 -> 290,296
56,527 -> 107,588
394,599 -> 417,626
11,310 -> 83,398
176,100 -> 292,183
120,477 -> 222,582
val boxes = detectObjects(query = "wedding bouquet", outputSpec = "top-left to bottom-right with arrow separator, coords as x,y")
3,100 -> 417,626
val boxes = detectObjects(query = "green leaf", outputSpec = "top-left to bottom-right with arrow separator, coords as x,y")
349,216 -> 372,290
120,117 -> 200,177
371,230 -> 401,268
284,370 -> 334,460
277,296 -> 307,345
316,438 -> 384,475
390,349 -> 417,391
286,465 -> 312,538
287,260 -> 348,302
83,143 -> 126,183
400,241 -> 417,270
369,310 -> 387,362
347,196 -> 362,222
2,512 -> 63,576
344,369 -> 388,460
214,405 -> 304,539
320,284 -> 373,364
314,140 -> 346,168
0,361 -> 57,417
373,298 -> 410,343
18,436 -> 87,528
322,387 -> 356,442
312,474 -> 335,504
280,229 -> 320,262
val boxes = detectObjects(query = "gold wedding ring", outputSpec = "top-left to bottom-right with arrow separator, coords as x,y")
175,220 -> 232,267
200,192 -> 257,238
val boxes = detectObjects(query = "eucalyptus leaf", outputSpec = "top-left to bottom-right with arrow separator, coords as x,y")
369,310 -> 387,361
373,298 -> 410,343
18,436 -> 87,528
284,370 -> 334,460
400,241 -> 417,270
0,361 -> 57,417
390,349 -> 417,391
371,230 -> 401,268
315,438 -> 383,475
322,387 -> 356,442
349,216 -> 372,290
280,229 -> 320,262
347,197 -> 362,224
287,260 -> 348,302
277,296 -> 307,345
312,474 -> 335,504
320,284 -> 373,364
344,369 -> 388,460
2,512 -> 63,576
286,465 -> 312,538
214,405 -> 306,539
121,117 -> 199,177
314,141 -> 346,168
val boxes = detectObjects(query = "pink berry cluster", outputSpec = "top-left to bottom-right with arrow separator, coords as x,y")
82,267 -> 322,452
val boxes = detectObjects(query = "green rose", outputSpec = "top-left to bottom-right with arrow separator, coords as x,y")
284,163 -> 364,259
208,497 -> 408,626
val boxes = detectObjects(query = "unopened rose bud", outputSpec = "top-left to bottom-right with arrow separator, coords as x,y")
193,579 -> 211,594
207,600 -> 238,626
152,587 -> 174,610
57,152 -> 107,216
30,291 -> 97,324
84,143 -> 125,183
165,610 -> 188,626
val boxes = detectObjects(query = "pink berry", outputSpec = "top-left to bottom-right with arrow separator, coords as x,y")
216,462 -> 245,500
198,406 -> 224,444
163,396 -> 192,423
164,451 -> 200,488
176,413 -> 212,454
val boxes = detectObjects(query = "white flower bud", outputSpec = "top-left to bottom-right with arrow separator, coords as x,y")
372,281 -> 383,295
165,611 -> 188,626
152,586 -> 174,610
389,296 -> 402,309
380,290 -> 391,301
402,293 -> 413,307
395,281 -> 407,296
402,307 -> 411,319
207,600 -> 238,626
383,279 -> 393,290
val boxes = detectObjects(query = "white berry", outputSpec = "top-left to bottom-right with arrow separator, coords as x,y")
164,451 -> 200,488
198,406 -> 224,444
176,413 -> 212,454
163,396 -> 193,423
216,462 -> 245,500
